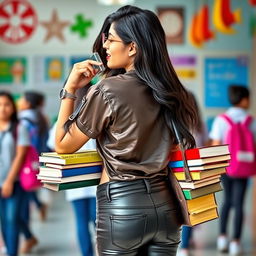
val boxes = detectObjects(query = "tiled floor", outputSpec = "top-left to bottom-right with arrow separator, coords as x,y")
1,179 -> 256,256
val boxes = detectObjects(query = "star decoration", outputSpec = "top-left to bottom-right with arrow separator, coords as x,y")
40,9 -> 70,43
71,14 -> 93,38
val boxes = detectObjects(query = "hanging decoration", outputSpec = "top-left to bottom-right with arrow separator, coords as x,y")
70,14 -> 93,38
188,1 -> 214,48
40,9 -> 70,43
213,0 -> 242,34
188,13 -> 203,48
249,0 -> 256,6
195,4 -> 215,44
0,0 -> 38,44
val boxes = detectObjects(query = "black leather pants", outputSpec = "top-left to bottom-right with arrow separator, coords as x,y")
96,176 -> 182,256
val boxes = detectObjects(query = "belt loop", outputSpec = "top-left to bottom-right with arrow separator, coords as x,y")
143,179 -> 151,194
106,183 -> 112,202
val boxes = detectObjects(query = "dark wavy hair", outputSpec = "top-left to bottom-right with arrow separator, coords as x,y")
92,5 -> 198,148
0,91 -> 18,132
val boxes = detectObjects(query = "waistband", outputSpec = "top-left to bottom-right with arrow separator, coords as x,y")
97,175 -> 169,202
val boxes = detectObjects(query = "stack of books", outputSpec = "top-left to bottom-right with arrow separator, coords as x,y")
169,144 -> 230,226
38,150 -> 102,191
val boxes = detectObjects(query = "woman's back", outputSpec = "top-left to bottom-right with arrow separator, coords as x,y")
77,71 -> 172,180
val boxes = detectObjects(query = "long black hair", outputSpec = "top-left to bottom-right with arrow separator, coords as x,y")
93,5 -> 198,148
0,91 -> 18,132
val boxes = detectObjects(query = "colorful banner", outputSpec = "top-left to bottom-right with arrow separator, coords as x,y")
170,55 -> 197,80
0,57 -> 27,84
204,56 -> 249,107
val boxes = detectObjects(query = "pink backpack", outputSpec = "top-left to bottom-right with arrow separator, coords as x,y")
13,123 -> 42,191
19,145 -> 42,191
221,114 -> 256,178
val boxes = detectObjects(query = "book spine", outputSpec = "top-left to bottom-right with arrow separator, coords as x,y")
61,165 -> 102,177
168,161 -> 183,168
65,156 -> 102,164
170,149 -> 200,161
59,152 -> 101,159
59,179 -> 100,190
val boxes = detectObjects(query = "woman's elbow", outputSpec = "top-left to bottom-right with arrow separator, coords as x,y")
55,143 -> 76,154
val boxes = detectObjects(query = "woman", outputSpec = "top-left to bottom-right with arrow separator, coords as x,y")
55,5 -> 198,256
0,91 -> 30,256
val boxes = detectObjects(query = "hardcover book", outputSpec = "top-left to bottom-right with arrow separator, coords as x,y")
169,155 -> 231,168
38,172 -> 102,184
39,165 -> 102,178
179,175 -> 221,189
170,144 -> 230,161
183,182 -> 223,200
39,150 -> 102,165
174,167 -> 226,181
43,179 -> 100,191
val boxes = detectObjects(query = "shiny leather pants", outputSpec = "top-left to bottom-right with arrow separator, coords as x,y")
96,176 -> 182,256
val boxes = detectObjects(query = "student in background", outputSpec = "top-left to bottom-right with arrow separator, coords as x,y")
209,85 -> 256,255
0,91 -> 30,256
178,92 -> 208,256
17,91 -> 49,253
47,86 -> 97,256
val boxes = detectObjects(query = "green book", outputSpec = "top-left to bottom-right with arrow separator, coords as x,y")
43,178 -> 100,191
183,182 -> 223,200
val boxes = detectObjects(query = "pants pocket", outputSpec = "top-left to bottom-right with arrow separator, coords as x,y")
165,209 -> 182,242
110,214 -> 147,250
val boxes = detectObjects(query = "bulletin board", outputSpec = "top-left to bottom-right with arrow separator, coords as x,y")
204,56 -> 249,108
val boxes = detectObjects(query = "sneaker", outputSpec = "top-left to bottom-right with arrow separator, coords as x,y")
217,235 -> 229,252
20,237 -> 38,254
229,241 -> 242,255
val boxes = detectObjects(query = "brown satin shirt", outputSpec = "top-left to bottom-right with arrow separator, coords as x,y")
76,70 -> 173,181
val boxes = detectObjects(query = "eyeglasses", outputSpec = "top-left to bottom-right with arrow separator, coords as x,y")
102,33 -> 123,45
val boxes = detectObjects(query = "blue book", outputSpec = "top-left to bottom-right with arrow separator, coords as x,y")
168,161 -> 183,168
39,165 -> 102,178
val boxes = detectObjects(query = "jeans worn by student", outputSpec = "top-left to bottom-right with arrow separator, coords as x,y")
72,197 -> 96,256
96,176 -> 182,256
0,182 -> 26,256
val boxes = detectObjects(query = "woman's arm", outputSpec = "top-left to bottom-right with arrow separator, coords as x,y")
55,59 -> 101,154
1,145 -> 28,198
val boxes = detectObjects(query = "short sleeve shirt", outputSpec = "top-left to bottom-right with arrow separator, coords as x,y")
76,70 -> 172,180
0,122 -> 30,187
209,107 -> 256,142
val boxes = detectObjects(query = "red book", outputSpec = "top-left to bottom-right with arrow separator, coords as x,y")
169,145 -> 230,161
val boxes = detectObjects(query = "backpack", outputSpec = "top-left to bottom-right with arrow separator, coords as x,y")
13,120 -> 42,191
220,114 -> 256,178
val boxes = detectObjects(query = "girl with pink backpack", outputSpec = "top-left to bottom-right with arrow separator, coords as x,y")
210,85 -> 256,255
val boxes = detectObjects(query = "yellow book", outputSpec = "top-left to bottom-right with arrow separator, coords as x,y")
186,193 -> 217,214
174,167 -> 226,181
189,206 -> 219,226
39,150 -> 102,165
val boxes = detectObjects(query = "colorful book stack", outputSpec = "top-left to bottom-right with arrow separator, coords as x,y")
38,150 -> 102,191
169,144 -> 230,226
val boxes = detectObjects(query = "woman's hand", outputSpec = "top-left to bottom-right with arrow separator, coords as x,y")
65,59 -> 103,91
1,179 -> 14,198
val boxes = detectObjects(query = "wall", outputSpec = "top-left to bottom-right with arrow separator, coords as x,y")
0,0 -> 254,125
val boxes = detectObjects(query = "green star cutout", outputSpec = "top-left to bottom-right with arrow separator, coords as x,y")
71,14 -> 93,38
